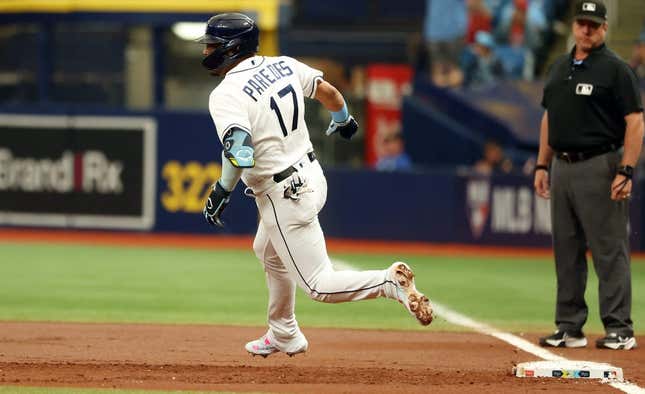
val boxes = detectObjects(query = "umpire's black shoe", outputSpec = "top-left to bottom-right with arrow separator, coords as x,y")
539,330 -> 587,348
595,333 -> 637,350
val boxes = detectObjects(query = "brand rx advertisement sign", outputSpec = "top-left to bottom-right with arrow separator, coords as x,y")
0,115 -> 156,230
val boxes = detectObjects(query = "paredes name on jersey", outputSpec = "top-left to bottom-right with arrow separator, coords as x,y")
242,60 -> 294,102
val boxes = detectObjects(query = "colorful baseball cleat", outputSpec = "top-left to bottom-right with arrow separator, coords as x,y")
595,333 -> 637,350
245,333 -> 308,358
245,335 -> 279,358
539,330 -> 587,348
387,262 -> 435,326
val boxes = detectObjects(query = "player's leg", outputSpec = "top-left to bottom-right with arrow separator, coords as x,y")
256,161 -> 433,325
572,152 -> 634,346
249,222 -> 308,356
549,157 -> 590,337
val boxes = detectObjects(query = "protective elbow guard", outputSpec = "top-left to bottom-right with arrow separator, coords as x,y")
223,127 -> 255,168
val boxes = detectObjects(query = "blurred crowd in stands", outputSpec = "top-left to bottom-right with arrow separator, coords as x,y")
375,130 -> 413,172
413,0 -> 645,176
472,140 -> 515,175
466,21 -> 645,177
423,0 -> 568,88
630,29 -> 645,80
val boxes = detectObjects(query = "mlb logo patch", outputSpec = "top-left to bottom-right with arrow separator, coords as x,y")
582,2 -> 597,11
576,83 -> 593,96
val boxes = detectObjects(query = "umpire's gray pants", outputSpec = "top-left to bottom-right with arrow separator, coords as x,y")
550,151 -> 633,336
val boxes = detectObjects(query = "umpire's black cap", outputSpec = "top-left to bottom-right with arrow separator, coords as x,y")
574,0 -> 607,24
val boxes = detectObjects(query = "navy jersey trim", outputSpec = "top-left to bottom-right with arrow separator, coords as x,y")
221,123 -> 251,143
309,75 -> 323,98
228,56 -> 266,75
222,123 -> 251,134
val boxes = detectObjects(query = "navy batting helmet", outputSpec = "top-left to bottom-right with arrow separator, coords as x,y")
196,13 -> 259,74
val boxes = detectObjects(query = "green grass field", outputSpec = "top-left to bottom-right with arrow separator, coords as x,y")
0,241 -> 643,334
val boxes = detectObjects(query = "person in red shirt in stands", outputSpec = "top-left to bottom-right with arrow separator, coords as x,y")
466,0 -> 492,44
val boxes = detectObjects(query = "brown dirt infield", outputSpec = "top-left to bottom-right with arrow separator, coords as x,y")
1,229 -> 644,393
1,322 -> 643,393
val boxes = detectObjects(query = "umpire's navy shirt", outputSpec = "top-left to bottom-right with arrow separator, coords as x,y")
541,43 -> 643,152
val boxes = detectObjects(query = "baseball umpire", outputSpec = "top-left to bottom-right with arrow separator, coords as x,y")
535,0 -> 644,350
196,13 -> 434,357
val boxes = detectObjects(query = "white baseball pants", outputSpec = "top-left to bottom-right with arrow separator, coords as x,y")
252,154 -> 395,349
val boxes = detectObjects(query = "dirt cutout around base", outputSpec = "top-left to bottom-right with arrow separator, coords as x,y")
1,322 -> 642,393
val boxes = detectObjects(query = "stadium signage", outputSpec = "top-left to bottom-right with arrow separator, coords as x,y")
466,178 -> 551,240
160,160 -> 221,213
0,115 -> 156,230
0,148 -> 123,194
490,185 -> 551,235
464,176 -> 640,247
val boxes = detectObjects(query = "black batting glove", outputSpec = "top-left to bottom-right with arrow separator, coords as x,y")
325,116 -> 358,140
203,182 -> 231,228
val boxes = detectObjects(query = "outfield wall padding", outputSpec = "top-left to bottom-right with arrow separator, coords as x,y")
1,111 -> 642,250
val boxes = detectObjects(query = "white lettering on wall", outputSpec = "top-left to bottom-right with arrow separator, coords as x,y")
491,186 -> 533,233
0,148 -> 123,194
0,148 -> 73,192
82,151 -> 123,194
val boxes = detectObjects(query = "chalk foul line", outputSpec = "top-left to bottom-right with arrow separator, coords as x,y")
331,258 -> 644,394
433,302 -> 644,394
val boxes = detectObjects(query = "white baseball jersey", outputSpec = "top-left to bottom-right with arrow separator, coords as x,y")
208,55 -> 323,193
206,55 -> 428,353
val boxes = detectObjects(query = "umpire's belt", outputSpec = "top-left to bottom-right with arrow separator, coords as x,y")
273,151 -> 317,183
555,144 -> 621,163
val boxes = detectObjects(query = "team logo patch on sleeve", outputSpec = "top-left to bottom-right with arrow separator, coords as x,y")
575,83 -> 593,96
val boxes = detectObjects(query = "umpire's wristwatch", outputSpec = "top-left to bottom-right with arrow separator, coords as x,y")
617,165 -> 634,179
534,164 -> 549,174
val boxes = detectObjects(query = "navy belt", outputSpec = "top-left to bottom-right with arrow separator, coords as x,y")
555,144 -> 620,163
273,151 -> 317,183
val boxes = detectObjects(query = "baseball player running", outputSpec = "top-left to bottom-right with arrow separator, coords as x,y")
198,13 -> 434,357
